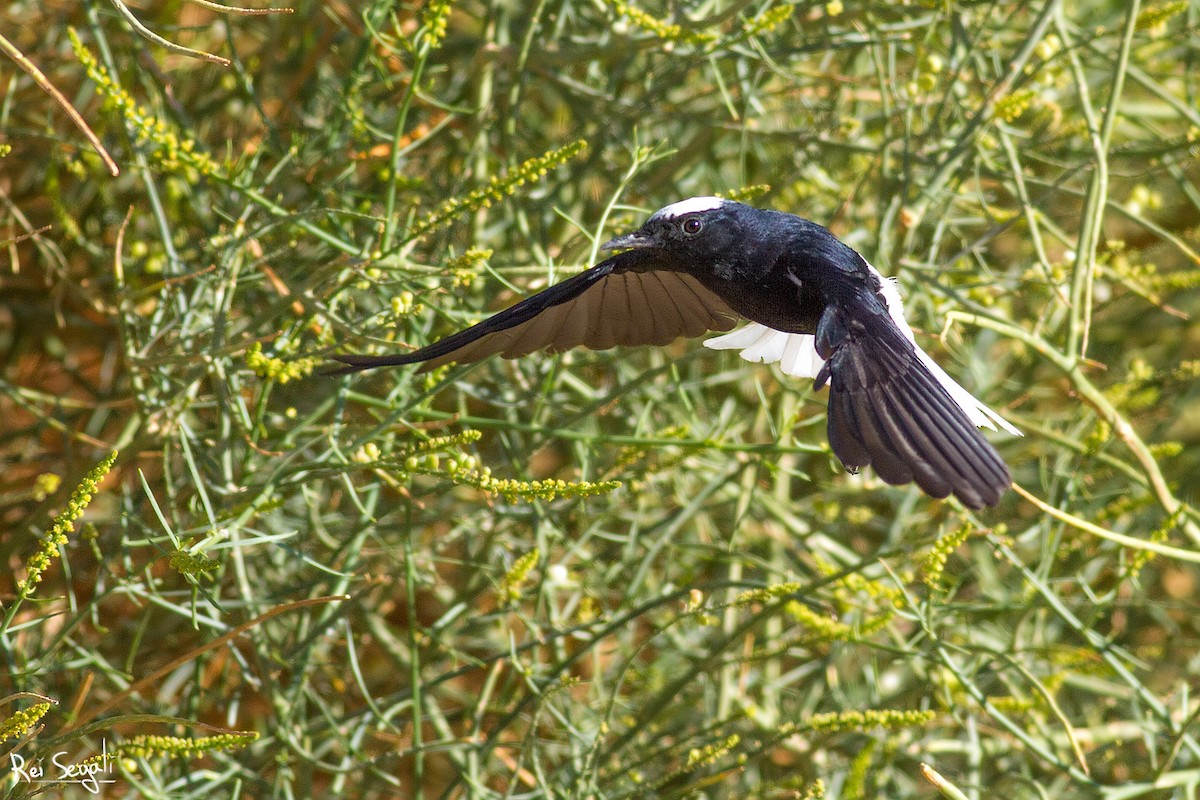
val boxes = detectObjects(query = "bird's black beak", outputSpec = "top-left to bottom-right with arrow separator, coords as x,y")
600,229 -> 655,251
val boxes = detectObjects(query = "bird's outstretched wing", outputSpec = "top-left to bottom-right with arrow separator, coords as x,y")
814,301 -> 1011,509
330,250 -> 738,374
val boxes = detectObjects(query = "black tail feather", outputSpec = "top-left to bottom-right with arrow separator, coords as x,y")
821,306 -> 1011,509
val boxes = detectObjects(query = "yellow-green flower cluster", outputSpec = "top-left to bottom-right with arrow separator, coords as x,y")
18,451 -> 117,598
447,247 -> 493,288
652,734 -> 741,790
1126,184 -> 1164,216
783,601 -> 852,641
1104,358 -> 1161,413
82,732 -> 258,765
354,441 -> 383,464
987,694 -> 1041,716
907,52 -> 945,95
1148,441 -> 1183,459
33,473 -> 62,501
1177,361 -> 1200,380
1144,267 -> 1200,292
419,0 -> 452,50
681,588 -> 719,625
395,430 -> 483,463
995,89 -> 1037,123
0,703 -> 52,744
733,581 -> 802,606
742,6 -> 792,37
786,708 -> 936,735
733,580 -> 892,642
420,363 -> 451,391
245,341 -> 318,384
842,505 -> 874,525
685,734 -> 740,768
813,555 -> 905,615
720,184 -> 771,204
391,290 -> 425,319
170,548 -> 221,577
921,522 -> 974,594
1136,1 -> 1188,35
359,430 -> 620,501
408,140 -> 588,239
1125,509 -> 1181,578
439,469 -> 621,502
842,739 -> 876,800
69,30 -> 218,178
498,548 -> 539,606
792,600 -> 892,641
606,1 -> 717,46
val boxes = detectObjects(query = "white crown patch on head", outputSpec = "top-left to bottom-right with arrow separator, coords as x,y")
652,196 -> 725,220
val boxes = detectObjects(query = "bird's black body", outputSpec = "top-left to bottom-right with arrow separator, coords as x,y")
684,211 -> 858,334
333,198 -> 1015,508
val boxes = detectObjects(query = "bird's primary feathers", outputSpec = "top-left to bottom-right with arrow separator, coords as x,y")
333,197 -> 1018,508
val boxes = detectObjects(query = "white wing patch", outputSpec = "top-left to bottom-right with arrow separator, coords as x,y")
704,263 -> 1021,435
652,196 -> 725,220
704,324 -> 824,378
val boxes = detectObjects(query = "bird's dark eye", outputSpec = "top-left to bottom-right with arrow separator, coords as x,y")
682,217 -> 703,235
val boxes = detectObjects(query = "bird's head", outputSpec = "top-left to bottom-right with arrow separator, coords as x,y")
600,197 -> 747,263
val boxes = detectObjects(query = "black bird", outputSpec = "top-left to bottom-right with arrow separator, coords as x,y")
333,198 -> 1019,508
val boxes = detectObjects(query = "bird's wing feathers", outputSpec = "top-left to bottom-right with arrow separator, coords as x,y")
330,251 -> 738,374
705,324 -> 825,378
816,302 -> 1012,509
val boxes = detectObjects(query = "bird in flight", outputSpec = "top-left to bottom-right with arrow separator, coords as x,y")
333,197 -> 1018,508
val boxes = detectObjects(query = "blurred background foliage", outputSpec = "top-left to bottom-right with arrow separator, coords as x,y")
3,0 -> 1200,797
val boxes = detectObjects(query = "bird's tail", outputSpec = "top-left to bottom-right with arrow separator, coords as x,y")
816,310 -> 1012,509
